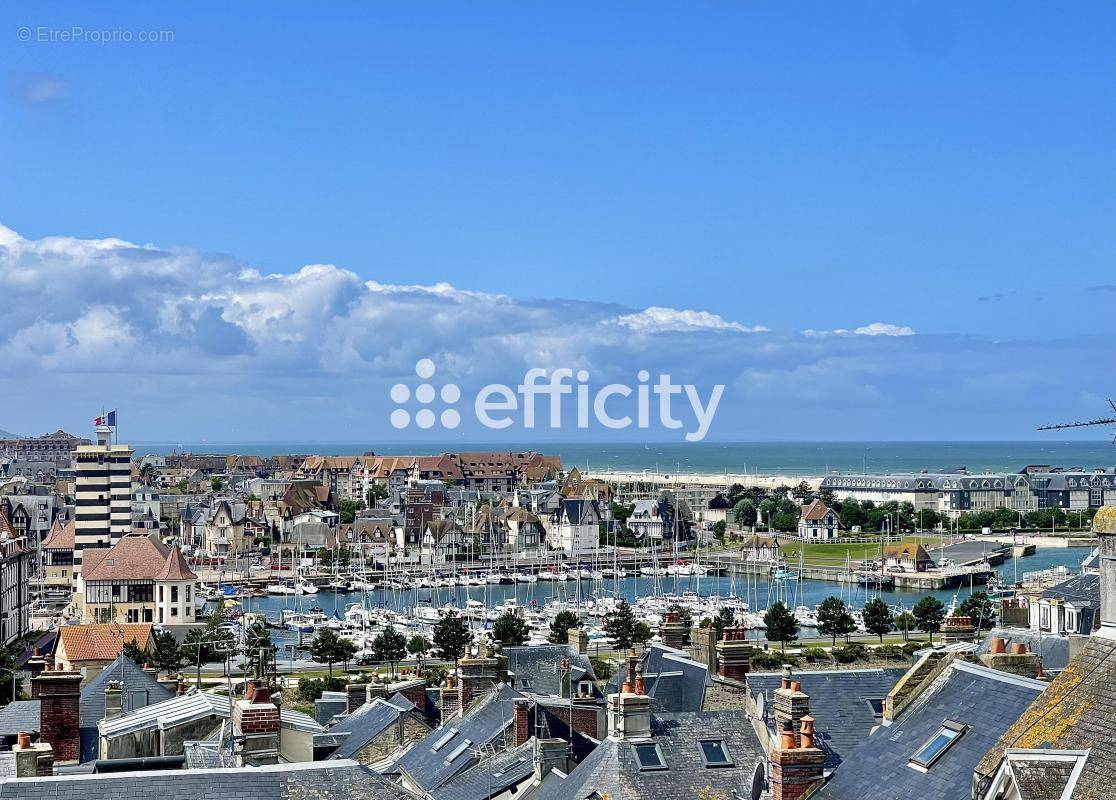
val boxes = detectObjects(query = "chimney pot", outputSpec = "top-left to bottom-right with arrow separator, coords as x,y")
17,731 -> 30,749
779,720 -> 796,751
989,637 -> 1006,654
790,680 -> 801,693
1009,642 -> 1027,655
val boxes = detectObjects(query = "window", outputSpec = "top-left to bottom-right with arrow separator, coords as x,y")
430,728 -> 458,752
910,721 -> 966,768
865,698 -> 886,719
443,738 -> 473,764
632,742 -> 667,771
699,739 -> 734,767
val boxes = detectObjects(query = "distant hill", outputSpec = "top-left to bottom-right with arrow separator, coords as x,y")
0,429 -> 22,439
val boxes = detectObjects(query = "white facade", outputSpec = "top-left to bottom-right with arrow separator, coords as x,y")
73,426 -> 133,579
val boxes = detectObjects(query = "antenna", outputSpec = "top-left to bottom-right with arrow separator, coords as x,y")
1037,399 -> 1116,442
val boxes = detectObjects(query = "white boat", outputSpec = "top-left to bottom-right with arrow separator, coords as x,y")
295,579 -> 319,596
515,572 -> 538,584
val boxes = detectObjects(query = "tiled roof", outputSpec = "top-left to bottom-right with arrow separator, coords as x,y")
79,655 -> 173,761
0,760 -> 416,799
533,709 -> 766,800
98,690 -> 323,738
1005,751 -> 1086,800
58,623 -> 153,663
154,545 -> 197,581
976,634 -> 1116,800
80,533 -> 173,581
747,667 -> 906,769
817,660 -> 1044,800
801,499 -> 836,521
42,518 -> 75,550
1040,573 -> 1100,605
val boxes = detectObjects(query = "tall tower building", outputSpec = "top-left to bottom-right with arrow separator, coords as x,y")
73,425 -> 132,580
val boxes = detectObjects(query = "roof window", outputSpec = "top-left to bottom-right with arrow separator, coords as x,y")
909,720 -> 967,769
430,727 -> 458,752
632,742 -> 667,771
699,739 -> 734,767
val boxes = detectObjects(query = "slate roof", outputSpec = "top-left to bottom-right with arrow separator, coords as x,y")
58,623 -> 153,662
1003,751 -> 1087,800
608,643 -> 710,713
329,693 -> 426,760
0,760 -> 416,799
503,645 -> 596,698
79,655 -> 174,761
0,700 -> 41,736
746,668 -> 906,768
817,660 -> 1045,800
532,709 -> 766,800
384,684 -> 523,792
432,739 -> 535,800
976,628 -> 1073,672
976,634 -> 1116,800
1040,573 -> 1100,606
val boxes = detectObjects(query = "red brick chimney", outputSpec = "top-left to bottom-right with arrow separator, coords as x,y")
514,698 -> 533,746
232,684 -> 281,766
715,626 -> 751,681
30,665 -> 82,764
770,717 -> 826,800
773,667 -> 811,747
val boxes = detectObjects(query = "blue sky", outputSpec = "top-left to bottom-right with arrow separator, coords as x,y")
1,1 -> 1113,443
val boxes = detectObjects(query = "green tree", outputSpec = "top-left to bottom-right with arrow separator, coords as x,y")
732,499 -> 757,528
816,597 -> 857,646
862,598 -> 894,643
308,628 -> 359,679
713,520 -> 727,540
710,607 -> 736,640
912,596 -> 946,642
241,621 -> 276,680
758,498 -> 778,526
210,476 -> 223,492
604,600 -> 642,651
366,483 -> 389,506
150,629 -> 185,673
893,611 -> 917,641
549,610 -> 581,644
958,592 -> 996,630
633,621 -> 653,646
122,637 -> 147,665
610,502 -> 636,529
493,611 -> 530,648
407,634 -> 431,669
432,612 -> 472,669
763,601 -> 799,652
373,626 -> 408,677
339,499 -> 365,524
0,645 -> 18,704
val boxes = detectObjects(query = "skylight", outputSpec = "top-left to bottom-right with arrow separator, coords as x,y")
430,727 -> 458,752
443,738 -> 473,764
909,721 -> 967,768
632,742 -> 668,771
699,739 -> 734,767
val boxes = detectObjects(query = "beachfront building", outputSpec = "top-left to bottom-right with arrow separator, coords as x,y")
819,467 -> 1116,518
77,531 -> 197,624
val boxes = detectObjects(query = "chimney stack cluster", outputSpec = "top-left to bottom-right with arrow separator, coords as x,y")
232,681 -> 281,766
659,611 -> 688,651
716,626 -> 752,681
13,731 -> 54,777
514,698 -> 533,747
30,664 -> 82,764
773,666 -> 811,748
769,714 -> 826,800
608,652 -> 652,741
980,638 -> 1042,678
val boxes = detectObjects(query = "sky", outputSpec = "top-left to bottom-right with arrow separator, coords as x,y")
0,1 -> 1113,443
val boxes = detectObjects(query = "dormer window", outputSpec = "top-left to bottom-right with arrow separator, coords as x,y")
909,720 -> 967,769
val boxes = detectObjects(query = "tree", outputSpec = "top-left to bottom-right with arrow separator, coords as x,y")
308,628 -> 359,679
210,476 -> 223,492
912,597 -> 946,642
893,611 -> 917,641
150,629 -> 185,673
339,499 -> 365,525
366,483 -> 389,506
122,637 -> 147,665
610,502 -> 636,529
407,634 -> 431,669
432,612 -> 472,669
0,645 -> 18,704
549,610 -> 581,644
713,520 -> 727,540
241,621 -> 276,680
633,621 -> 653,646
758,498 -> 778,526
763,601 -> 799,652
493,611 -> 530,648
732,499 -> 757,528
958,592 -> 997,630
373,626 -> 408,677
816,597 -> 857,646
138,463 -> 158,487
862,598 -> 894,643
711,607 -> 736,640
604,600 -> 642,651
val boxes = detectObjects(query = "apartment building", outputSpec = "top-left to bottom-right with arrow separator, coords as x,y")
73,425 -> 133,578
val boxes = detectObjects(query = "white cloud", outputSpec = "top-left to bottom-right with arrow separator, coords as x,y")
613,306 -> 768,334
803,322 -> 915,338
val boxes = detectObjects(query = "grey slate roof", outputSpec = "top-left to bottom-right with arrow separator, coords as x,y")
976,628 -> 1073,672
0,760 -> 416,799
78,656 -> 175,762
329,693 -> 426,760
0,700 -> 41,737
1006,752 -> 1084,800
816,660 -> 1044,800
432,739 -> 535,800
503,645 -> 596,698
1040,573 -> 1100,606
532,709 -> 766,800
384,684 -> 523,792
746,668 -> 906,769
608,643 -> 710,713
976,634 -> 1116,800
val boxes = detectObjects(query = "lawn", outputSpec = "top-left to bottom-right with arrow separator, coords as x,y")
777,535 -> 940,568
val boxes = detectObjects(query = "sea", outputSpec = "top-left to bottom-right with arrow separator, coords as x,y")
138,440 -> 1113,477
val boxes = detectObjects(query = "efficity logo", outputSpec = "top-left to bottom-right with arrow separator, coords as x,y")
390,359 -> 724,441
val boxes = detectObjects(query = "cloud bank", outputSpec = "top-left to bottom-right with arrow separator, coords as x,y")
0,223 -> 1104,442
